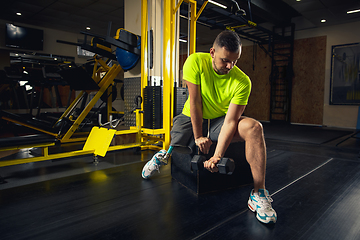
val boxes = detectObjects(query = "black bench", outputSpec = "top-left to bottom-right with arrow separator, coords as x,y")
1,110 -> 56,133
171,141 -> 253,195
0,134 -> 58,183
0,134 -> 57,149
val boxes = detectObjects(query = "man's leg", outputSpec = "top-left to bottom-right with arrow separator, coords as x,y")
233,117 -> 276,224
206,116 -> 276,224
233,117 -> 266,192
170,114 -> 195,154
142,114 -> 194,179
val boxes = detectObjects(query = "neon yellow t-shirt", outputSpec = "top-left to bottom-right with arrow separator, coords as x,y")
182,52 -> 251,119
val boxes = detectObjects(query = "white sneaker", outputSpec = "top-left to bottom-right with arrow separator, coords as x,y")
141,150 -> 167,179
248,189 -> 277,224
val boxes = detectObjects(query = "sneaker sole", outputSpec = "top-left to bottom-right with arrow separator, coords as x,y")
256,215 -> 276,224
248,198 -> 277,224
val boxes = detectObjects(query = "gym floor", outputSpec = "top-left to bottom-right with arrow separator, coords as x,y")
0,123 -> 359,240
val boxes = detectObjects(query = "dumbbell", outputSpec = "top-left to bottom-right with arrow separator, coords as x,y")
191,155 -> 235,175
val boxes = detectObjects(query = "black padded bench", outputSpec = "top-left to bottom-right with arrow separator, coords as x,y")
0,134 -> 58,183
1,110 -> 56,133
0,134 -> 57,149
171,141 -> 253,195
0,134 -> 58,169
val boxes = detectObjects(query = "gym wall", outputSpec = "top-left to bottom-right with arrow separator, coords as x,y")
0,19 -> 88,64
237,44 -> 271,122
296,21 -> 360,129
238,20 -> 360,129
239,36 -> 326,125
291,36 -> 326,125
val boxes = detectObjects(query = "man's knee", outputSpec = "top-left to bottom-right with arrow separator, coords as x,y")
238,118 -> 264,140
249,119 -> 263,134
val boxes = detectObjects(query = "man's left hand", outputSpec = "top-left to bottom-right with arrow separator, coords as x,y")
204,156 -> 221,173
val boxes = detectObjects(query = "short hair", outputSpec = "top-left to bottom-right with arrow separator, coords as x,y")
213,30 -> 242,52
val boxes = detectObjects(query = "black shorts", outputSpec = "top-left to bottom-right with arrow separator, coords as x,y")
170,114 -> 225,153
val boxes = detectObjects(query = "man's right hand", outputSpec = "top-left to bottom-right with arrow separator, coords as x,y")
195,137 -> 212,154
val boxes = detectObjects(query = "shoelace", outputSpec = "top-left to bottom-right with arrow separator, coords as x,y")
154,155 -> 165,173
154,162 -> 161,173
258,194 -> 274,210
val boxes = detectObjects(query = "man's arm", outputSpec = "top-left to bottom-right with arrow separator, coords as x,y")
204,103 -> 246,172
186,80 -> 212,154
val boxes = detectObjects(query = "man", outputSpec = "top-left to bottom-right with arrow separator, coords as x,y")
142,30 -> 277,224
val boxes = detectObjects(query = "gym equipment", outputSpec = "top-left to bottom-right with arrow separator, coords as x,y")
174,87 -> 188,117
83,126 -> 117,163
1,22 -> 141,143
191,154 -> 235,175
115,29 -> 141,70
143,86 -> 162,129
42,65 -> 68,108
99,96 -> 141,129
2,67 -> 29,110
0,0 -> 207,168
0,127 -> 116,168
0,22 -> 148,168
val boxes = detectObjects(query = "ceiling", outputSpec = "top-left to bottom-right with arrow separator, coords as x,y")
283,0 -> 360,29
0,0 -> 359,45
0,0 -> 125,37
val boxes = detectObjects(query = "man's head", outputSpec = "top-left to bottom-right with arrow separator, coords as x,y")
210,30 -> 242,75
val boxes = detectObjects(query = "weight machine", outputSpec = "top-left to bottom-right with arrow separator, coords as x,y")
0,0 -> 206,168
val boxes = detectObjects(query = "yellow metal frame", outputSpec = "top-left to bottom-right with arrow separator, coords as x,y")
0,149 -> 95,167
138,0 -> 206,151
60,57 -> 123,143
0,142 -> 55,152
0,142 -> 94,167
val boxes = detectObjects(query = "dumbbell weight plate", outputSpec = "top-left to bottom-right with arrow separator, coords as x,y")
191,155 -> 206,171
217,157 -> 235,175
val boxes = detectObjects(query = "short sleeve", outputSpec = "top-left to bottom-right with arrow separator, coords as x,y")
230,76 -> 251,106
182,53 -> 201,85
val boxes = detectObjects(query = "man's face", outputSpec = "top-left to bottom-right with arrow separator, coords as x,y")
210,46 -> 241,75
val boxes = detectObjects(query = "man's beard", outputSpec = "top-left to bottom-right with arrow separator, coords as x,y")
213,62 -> 230,75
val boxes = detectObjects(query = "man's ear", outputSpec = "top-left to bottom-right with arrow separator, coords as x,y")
210,47 -> 215,58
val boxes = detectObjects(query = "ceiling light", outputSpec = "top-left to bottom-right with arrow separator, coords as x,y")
296,0 -> 301,2
179,39 -> 187,43
19,81 -> 28,86
16,12 -> 22,16
86,26 -> 91,30
208,0 -> 227,9
347,9 -> 360,14
321,19 -> 326,23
